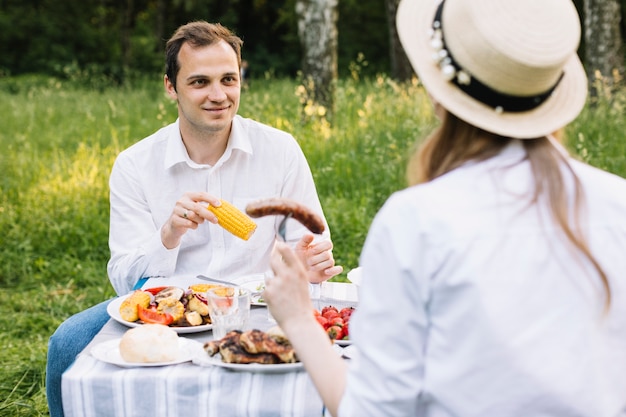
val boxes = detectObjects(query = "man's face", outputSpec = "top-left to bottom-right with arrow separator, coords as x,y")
165,40 -> 241,137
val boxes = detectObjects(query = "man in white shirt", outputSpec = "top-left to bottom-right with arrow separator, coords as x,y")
46,21 -> 341,417
108,115 -> 337,294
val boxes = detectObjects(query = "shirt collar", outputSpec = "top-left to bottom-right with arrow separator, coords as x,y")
163,116 -> 253,170
222,115 -> 253,163
497,136 -> 570,164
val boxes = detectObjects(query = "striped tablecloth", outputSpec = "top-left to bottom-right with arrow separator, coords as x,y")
62,281 -> 358,417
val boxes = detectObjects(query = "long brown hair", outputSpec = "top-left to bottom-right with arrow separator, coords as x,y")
407,110 -> 610,309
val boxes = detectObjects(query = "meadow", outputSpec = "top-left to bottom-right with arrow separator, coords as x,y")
1,73 -> 625,416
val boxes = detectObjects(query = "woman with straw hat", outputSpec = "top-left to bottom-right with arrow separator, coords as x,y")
263,0 -> 626,415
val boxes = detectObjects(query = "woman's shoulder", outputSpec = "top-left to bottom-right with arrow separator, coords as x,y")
570,160 -> 626,214
572,159 -> 626,195
572,158 -> 626,181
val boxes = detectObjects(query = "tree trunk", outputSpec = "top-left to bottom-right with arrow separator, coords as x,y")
583,0 -> 625,96
296,0 -> 338,122
385,0 -> 414,81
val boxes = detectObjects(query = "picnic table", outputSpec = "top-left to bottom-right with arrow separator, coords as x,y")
62,280 -> 358,417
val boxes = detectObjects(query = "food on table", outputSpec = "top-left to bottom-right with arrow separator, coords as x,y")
189,283 -> 222,294
204,331 -> 277,364
138,305 -> 173,325
245,197 -> 326,234
187,293 -> 210,316
314,305 -> 354,342
266,325 -> 289,343
119,324 -> 180,363
207,199 -> 257,241
239,329 -> 296,363
204,329 -> 297,364
210,286 -> 236,297
153,286 -> 184,303
156,297 -> 186,322
118,285 -> 223,328
185,311 -> 203,326
143,286 -> 167,295
119,290 -> 151,322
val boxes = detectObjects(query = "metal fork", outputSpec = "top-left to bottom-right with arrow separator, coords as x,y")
195,275 -> 236,286
277,212 -> 293,241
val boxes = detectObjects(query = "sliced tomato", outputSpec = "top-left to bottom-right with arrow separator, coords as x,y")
143,286 -> 168,296
137,305 -> 174,325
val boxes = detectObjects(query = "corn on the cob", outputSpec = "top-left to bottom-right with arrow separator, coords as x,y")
119,290 -> 151,322
207,199 -> 257,241
156,297 -> 186,323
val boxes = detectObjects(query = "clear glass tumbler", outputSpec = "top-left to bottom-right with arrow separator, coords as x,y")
206,286 -> 251,339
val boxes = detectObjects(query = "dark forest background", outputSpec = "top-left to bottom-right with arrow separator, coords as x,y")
2,0 -> 624,82
0,0 -> 388,80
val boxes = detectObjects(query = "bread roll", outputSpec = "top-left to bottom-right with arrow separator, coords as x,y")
119,324 -> 180,363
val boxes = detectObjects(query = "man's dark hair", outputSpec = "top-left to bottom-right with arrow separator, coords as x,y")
165,21 -> 243,91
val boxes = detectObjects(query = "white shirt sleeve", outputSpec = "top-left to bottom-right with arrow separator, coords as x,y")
339,195 -> 429,416
107,152 -> 180,295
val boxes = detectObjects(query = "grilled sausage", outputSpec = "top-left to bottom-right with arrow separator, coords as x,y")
245,198 -> 325,234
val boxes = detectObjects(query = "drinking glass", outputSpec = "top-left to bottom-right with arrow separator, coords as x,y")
206,286 -> 251,339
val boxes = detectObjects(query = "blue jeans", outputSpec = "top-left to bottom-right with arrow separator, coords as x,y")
46,299 -> 113,417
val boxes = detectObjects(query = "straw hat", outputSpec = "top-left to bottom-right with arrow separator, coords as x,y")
396,0 -> 588,138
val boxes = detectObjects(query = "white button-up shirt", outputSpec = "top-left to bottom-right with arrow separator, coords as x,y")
340,141 -> 626,416
107,116 -> 330,295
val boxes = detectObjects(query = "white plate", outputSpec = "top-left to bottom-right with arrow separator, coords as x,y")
334,338 -> 352,346
239,279 -> 267,306
192,353 -> 303,373
192,344 -> 343,373
341,344 -> 358,360
107,295 -> 213,334
91,338 -> 203,368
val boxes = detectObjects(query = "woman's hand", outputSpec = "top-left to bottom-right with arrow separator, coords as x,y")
265,242 -> 348,416
160,191 -> 221,249
264,242 -> 315,327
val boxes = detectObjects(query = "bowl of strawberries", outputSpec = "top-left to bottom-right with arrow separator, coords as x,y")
313,304 -> 355,346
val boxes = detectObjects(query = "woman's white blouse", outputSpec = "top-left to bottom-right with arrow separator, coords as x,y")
339,141 -> 626,416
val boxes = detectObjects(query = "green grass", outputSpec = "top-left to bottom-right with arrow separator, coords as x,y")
1,73 -> 625,416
